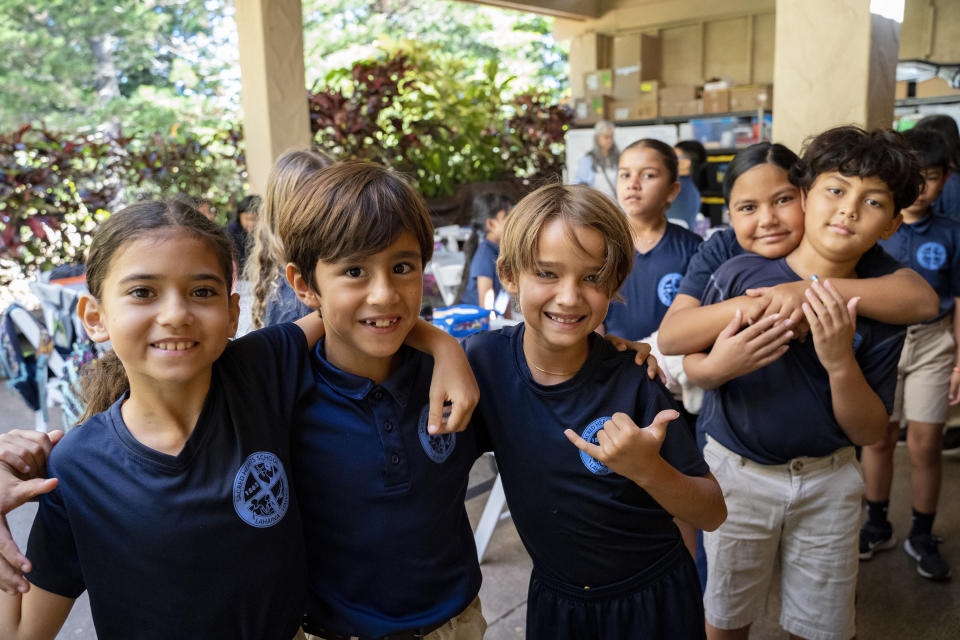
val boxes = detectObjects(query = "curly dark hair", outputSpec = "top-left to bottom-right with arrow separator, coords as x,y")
789,126 -> 922,213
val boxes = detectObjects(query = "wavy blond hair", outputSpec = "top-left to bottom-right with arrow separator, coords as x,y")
244,150 -> 331,329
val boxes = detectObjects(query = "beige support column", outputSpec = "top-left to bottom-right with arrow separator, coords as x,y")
772,0 -> 901,153
234,0 -> 312,194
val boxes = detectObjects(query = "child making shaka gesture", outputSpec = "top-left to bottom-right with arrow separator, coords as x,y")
463,183 -> 725,640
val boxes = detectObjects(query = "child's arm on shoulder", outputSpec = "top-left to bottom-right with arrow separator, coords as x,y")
0,585 -> 75,640
0,431 -> 62,595
747,268 -> 938,326
682,311 -> 793,389
403,321 -> 479,434
292,314 -> 479,434
803,280 -> 888,445
564,410 -> 726,531
950,297 -> 960,406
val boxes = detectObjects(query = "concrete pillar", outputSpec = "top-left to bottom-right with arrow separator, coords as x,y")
772,0 -> 901,153
234,0 -> 312,195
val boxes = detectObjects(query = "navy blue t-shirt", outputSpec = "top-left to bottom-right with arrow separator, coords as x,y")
27,324 -> 311,640
699,254 -> 905,464
604,222 -> 702,339
460,238 -> 501,306
677,227 -> 904,301
294,342 -> 481,637
879,212 -> 960,321
464,324 -> 709,588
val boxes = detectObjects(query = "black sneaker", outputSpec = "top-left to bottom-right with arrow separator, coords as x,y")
943,427 -> 960,451
904,534 -> 952,580
860,521 -> 896,559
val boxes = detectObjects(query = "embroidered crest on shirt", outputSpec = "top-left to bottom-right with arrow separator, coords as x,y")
657,273 -> 683,306
578,416 -> 614,475
917,242 -> 947,270
417,404 -> 456,463
233,452 -> 289,528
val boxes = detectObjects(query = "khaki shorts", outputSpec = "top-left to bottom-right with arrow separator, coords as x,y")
702,437 -> 861,640
304,596 -> 486,640
891,316 -> 956,424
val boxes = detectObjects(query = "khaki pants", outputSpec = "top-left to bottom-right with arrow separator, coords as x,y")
304,596 -> 486,640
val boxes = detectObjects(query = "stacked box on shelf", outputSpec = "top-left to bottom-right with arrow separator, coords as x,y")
609,33 -> 660,122
569,32 -> 612,99
729,84 -> 772,111
573,96 -> 615,125
660,85 -> 702,117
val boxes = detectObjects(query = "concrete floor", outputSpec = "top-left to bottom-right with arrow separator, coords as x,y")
2,384 -> 959,639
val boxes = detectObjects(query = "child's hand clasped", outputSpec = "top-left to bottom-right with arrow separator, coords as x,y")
705,309 -> 793,381
801,279 -> 859,371
563,410 -> 678,484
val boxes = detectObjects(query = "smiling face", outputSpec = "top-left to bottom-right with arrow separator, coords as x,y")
79,228 -> 239,393
800,172 -> 902,263
903,167 -> 949,221
503,219 -> 610,362
728,163 -> 805,258
616,145 -> 681,221
298,231 -> 423,383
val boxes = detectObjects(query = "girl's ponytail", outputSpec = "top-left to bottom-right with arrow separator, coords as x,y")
79,351 -> 128,422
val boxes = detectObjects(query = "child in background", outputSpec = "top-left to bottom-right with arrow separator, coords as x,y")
464,183 -> 725,640
657,141 -> 938,359
604,139 -> 703,340
914,114 -> 960,218
860,127 -> 960,580
245,150 -> 331,329
227,194 -> 261,271
0,201 -> 316,639
279,161 -> 487,640
691,127 -> 919,640
458,192 -> 513,308
666,140 -> 707,232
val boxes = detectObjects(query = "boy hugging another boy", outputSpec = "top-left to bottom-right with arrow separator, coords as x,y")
692,127 -> 919,640
861,126 -> 960,581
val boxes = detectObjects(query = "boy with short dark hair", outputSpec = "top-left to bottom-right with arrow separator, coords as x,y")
690,126 -> 920,640
279,161 -> 487,639
860,127 -> 960,580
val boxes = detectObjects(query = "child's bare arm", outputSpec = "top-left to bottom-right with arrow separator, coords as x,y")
748,268 -> 938,326
0,586 -> 74,640
403,321 -> 479,434
950,297 -> 960,406
0,431 -> 62,596
681,311 -> 792,389
658,294 -> 771,355
293,312 -> 324,347
564,411 -> 726,531
803,281 -> 888,445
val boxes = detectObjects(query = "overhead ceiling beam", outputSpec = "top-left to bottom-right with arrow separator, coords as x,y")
459,0 -> 600,20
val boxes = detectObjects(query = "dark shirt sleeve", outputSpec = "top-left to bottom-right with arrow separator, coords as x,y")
638,379 -> 709,477
26,481 -> 85,598
228,324 -> 314,420
677,230 -> 737,299
855,244 -> 903,278
858,330 -> 907,414
469,242 -> 497,281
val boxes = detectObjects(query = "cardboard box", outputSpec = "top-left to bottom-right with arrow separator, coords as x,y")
729,85 -> 772,111
914,77 -> 960,99
895,81 -> 909,100
569,32 -> 612,98
660,99 -> 703,117
702,89 -> 731,114
584,69 -> 614,98
660,85 -> 700,103
573,96 -> 614,125
610,99 -> 659,122
612,33 -> 660,80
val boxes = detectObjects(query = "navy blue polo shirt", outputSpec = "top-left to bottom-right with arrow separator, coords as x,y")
460,238 -> 502,306
677,227 -> 904,301
464,324 -> 709,588
879,211 -> 960,321
294,342 -> 481,637
604,222 -> 702,339
26,324 -> 311,640
699,254 -> 905,464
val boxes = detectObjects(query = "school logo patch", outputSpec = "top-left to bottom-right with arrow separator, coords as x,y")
657,273 -> 683,307
917,242 -> 947,271
418,405 -> 456,463
578,416 -> 613,476
233,452 -> 289,528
